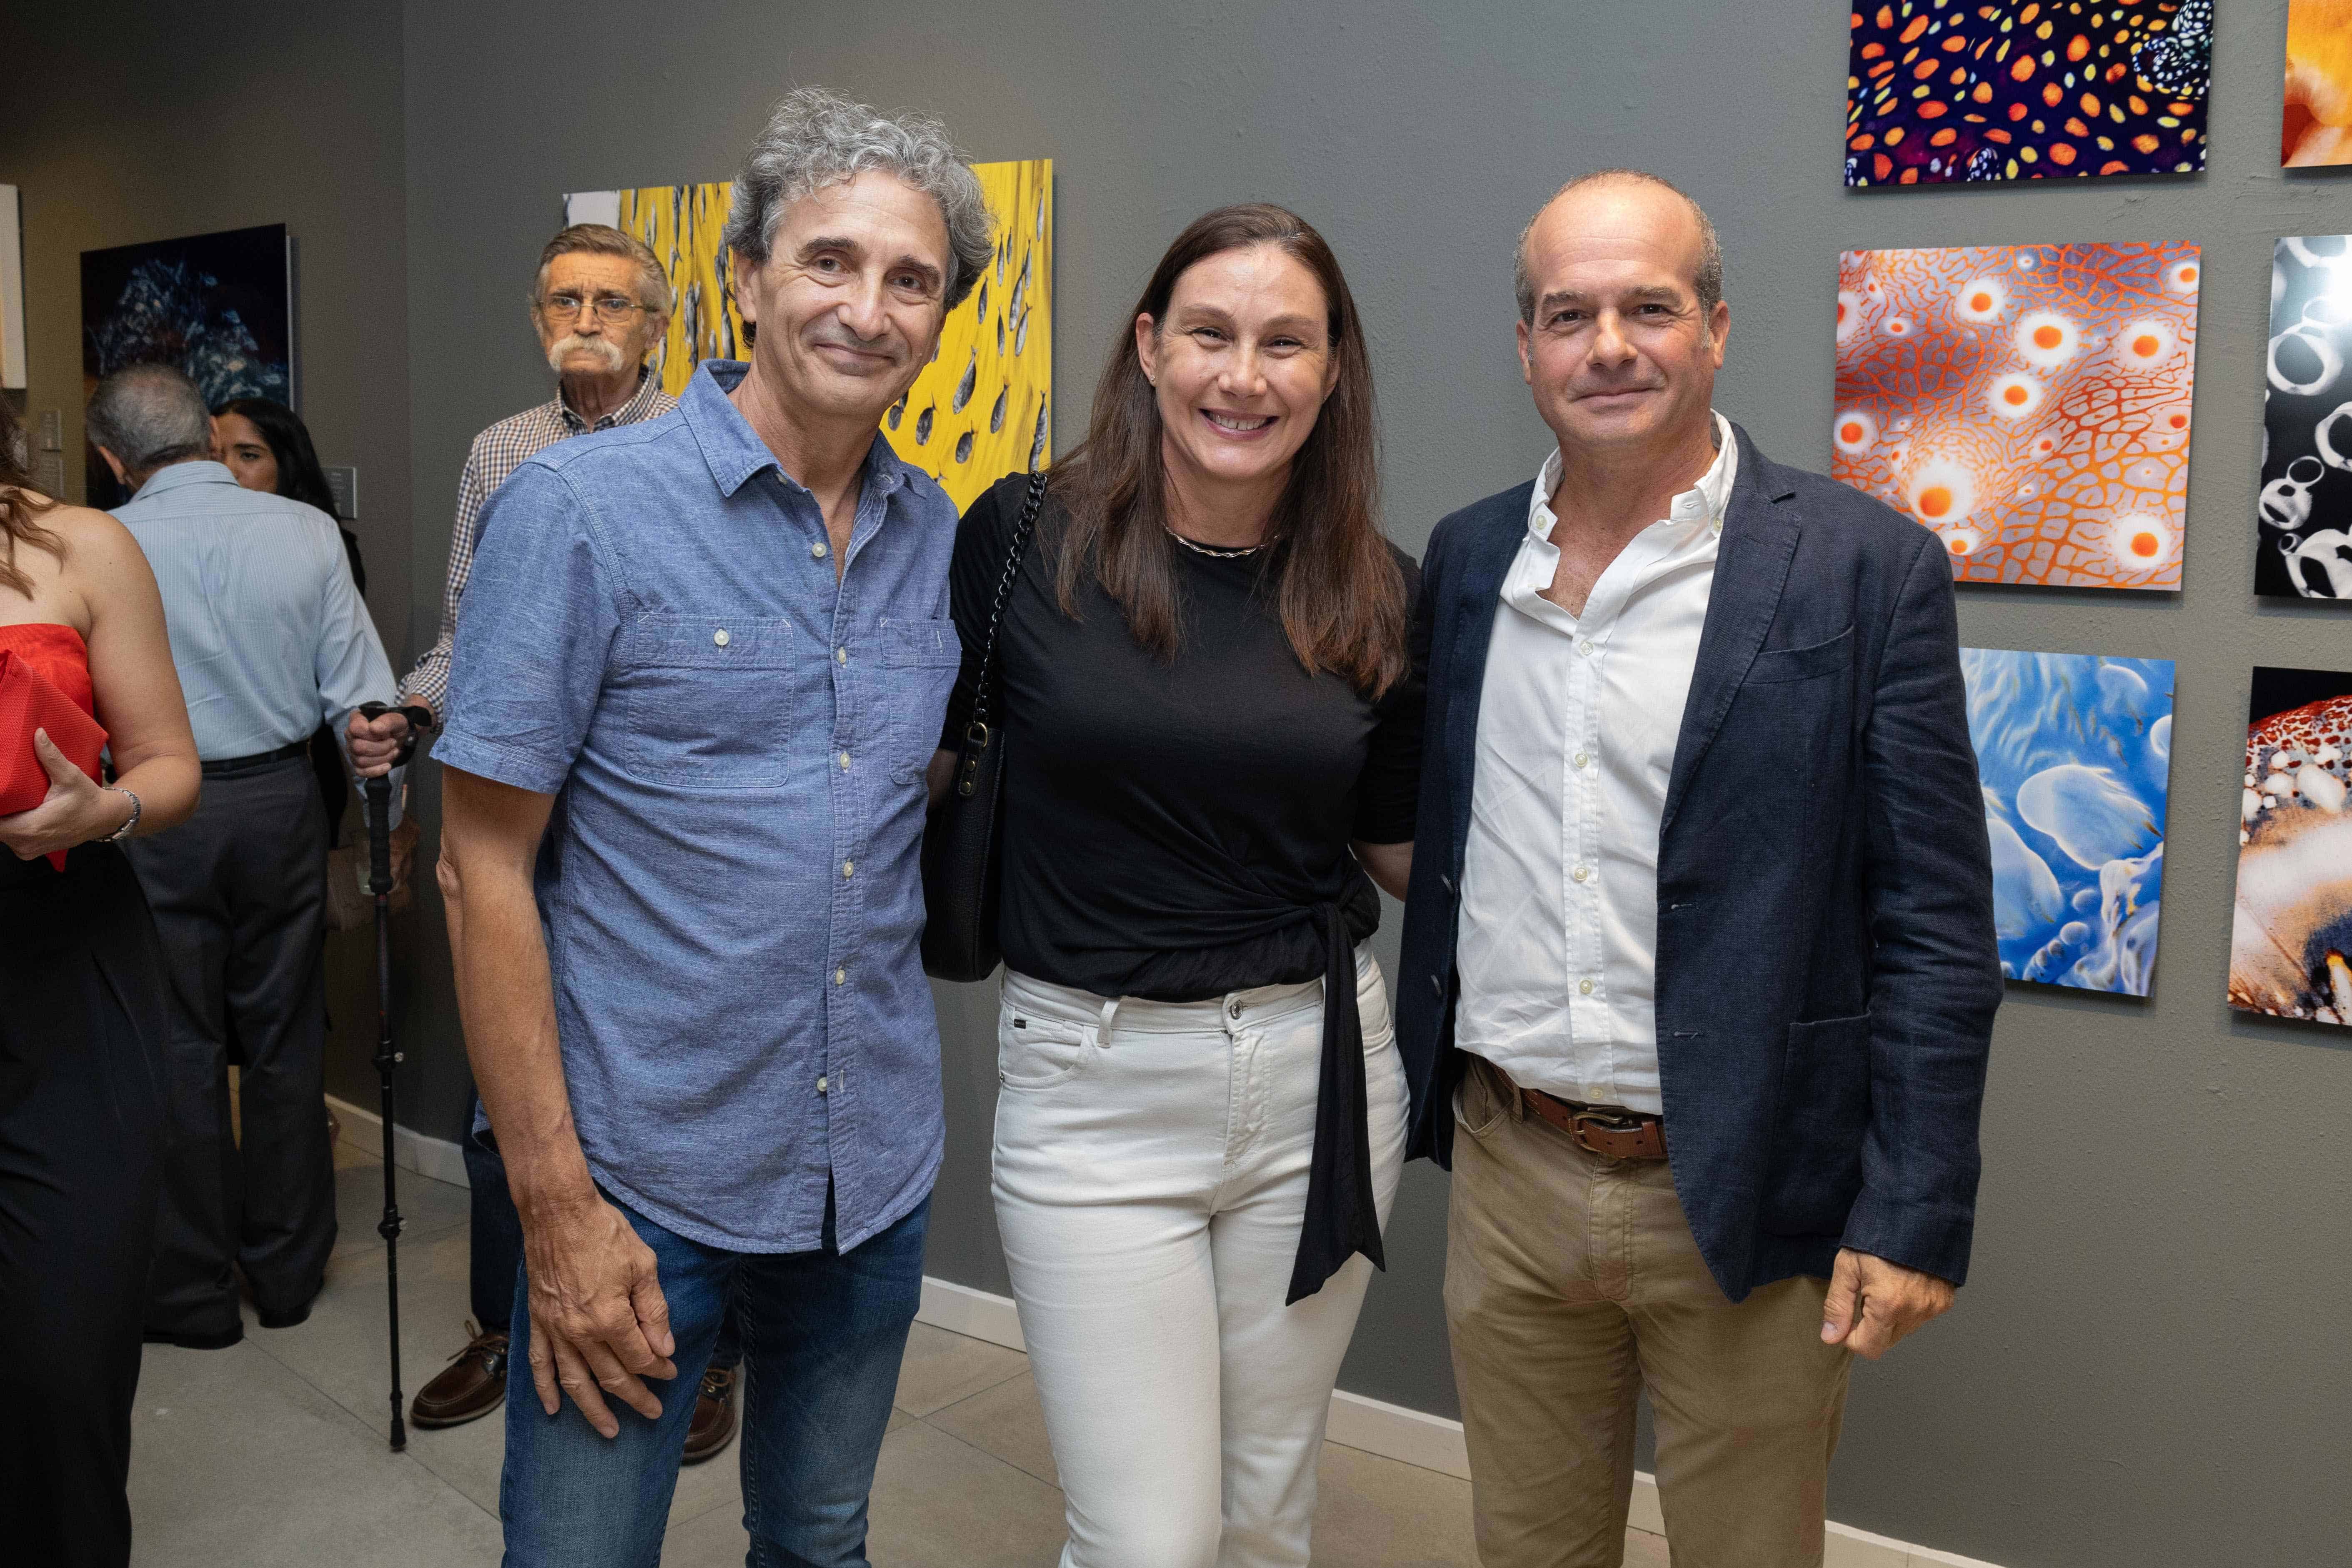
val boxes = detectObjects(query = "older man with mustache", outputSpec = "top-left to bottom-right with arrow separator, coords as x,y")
344,224 -> 759,1460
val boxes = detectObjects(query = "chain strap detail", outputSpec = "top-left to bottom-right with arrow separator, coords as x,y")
964,468 -> 1050,746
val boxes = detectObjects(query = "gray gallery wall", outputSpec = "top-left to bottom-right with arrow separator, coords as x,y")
0,6 -> 419,1112
6,0 -> 2349,1563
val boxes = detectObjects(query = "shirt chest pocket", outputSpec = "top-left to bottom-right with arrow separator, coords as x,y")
616,613 -> 812,789
878,618 -> 963,782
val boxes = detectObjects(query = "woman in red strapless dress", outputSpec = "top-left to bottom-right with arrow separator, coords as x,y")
0,396 -> 200,1568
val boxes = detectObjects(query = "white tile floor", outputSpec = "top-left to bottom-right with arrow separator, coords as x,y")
125,1151 -> 1674,1566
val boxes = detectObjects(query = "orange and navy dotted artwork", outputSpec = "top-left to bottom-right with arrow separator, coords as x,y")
1833,242 -> 2199,589
1846,0 -> 2210,186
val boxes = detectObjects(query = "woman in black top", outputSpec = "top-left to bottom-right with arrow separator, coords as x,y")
941,204 -> 1420,1568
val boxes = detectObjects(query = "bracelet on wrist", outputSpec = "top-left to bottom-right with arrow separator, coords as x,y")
99,787 -> 142,844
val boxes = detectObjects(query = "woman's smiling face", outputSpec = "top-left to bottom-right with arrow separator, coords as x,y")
1136,243 -> 1338,508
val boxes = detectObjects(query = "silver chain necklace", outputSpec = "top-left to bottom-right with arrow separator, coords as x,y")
1165,526 -> 1269,559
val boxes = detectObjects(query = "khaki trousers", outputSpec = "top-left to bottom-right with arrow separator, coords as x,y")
1443,1055 -> 1851,1568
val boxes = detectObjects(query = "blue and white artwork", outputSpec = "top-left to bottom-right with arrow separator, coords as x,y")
1961,649 -> 2175,995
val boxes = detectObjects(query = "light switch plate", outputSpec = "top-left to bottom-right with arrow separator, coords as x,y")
35,452 -> 65,496
37,409 -> 59,451
323,465 -> 358,520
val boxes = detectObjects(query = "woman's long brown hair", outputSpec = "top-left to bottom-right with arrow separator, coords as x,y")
0,397 -> 64,599
1050,203 -> 1407,695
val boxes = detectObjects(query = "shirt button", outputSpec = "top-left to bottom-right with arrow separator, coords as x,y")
834,966 -> 847,985
836,646 -> 849,664
712,628 -> 731,647
1573,751 -> 1590,769
842,859 -> 855,878
812,540 -> 829,560
839,751 -> 852,771
816,1075 -> 829,1093
1571,865 -> 1590,883
1578,640 -> 1596,657
1228,1000 -> 1242,1019
1579,978 -> 1595,995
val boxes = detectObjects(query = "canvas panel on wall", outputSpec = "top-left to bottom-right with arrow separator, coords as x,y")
2232,667 -> 2352,1026
1845,0 -> 2209,187
564,160 -> 1052,513
0,185 -> 24,391
2256,235 -> 2352,599
2284,0 -> 2352,164
1834,241 -> 2199,589
79,223 -> 291,509
1963,649 -> 2173,995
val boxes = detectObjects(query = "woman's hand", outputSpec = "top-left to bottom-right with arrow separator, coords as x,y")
0,729 -> 130,859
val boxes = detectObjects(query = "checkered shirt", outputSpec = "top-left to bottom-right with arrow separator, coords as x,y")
399,369 -> 676,718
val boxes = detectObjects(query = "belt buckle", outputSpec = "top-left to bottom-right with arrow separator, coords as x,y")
1567,1107 -> 1653,1160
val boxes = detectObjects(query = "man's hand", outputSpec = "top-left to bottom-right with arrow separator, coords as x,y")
1821,1248 -> 1955,1360
520,1188 -> 677,1438
348,705 -> 422,778
0,729 -> 130,859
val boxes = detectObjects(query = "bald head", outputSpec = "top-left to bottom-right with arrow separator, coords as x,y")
86,363 -> 213,487
1514,170 -> 1722,326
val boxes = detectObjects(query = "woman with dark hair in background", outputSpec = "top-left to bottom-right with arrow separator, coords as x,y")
213,397 -> 365,847
0,393 -> 201,1567
939,204 -> 1421,1566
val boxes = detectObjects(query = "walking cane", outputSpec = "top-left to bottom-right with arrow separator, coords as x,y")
357,701 -> 431,1451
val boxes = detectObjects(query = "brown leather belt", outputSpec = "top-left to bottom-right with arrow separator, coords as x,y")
1519,1087 -> 1668,1161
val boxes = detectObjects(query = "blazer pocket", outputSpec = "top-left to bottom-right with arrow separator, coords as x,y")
1744,625 -> 1855,685
1758,1011 -> 1872,1237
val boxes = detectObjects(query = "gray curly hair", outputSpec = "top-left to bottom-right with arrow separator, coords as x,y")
723,87 -> 994,312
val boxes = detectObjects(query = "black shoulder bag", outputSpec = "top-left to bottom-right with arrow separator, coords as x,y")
921,469 -> 1049,982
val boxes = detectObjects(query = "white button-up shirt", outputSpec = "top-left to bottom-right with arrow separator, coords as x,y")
1453,413 -> 1737,1115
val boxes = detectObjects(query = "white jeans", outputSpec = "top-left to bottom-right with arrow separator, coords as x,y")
992,945 -> 1409,1568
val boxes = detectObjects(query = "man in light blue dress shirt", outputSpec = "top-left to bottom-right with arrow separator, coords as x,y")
433,89 -> 996,1565
92,363 -> 400,1348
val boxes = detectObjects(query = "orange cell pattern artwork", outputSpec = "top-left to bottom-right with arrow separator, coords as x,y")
1832,242 -> 2199,589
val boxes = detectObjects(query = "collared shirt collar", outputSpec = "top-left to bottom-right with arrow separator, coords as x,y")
680,358 -> 910,504
1529,410 -> 1738,544
559,365 -> 668,434
129,459 -> 241,502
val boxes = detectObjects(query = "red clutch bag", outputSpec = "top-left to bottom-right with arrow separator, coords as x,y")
0,647 -> 111,871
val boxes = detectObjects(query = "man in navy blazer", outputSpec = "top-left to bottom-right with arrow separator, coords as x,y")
1395,171 -> 2000,1566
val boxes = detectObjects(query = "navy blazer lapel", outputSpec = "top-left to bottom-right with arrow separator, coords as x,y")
1443,482 -> 1536,863
1661,426 -> 1801,839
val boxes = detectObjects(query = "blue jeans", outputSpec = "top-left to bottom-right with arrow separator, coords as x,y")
465,1095 -> 740,1368
498,1187 -> 928,1567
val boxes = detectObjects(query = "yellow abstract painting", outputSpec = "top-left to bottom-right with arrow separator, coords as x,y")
566,160 -> 1052,510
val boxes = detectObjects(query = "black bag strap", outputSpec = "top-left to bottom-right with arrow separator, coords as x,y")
957,469 -> 1049,787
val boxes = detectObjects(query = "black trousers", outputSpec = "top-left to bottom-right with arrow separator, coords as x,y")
0,843 -> 168,1568
124,754 -> 336,1337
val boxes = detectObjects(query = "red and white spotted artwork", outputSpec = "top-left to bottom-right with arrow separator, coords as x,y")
1833,241 -> 2199,589
2232,666 -> 2352,1028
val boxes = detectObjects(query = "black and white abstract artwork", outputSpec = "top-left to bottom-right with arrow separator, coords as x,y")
2260,234 -> 2352,599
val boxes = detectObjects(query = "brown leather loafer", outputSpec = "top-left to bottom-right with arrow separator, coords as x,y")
680,1365 -> 738,1465
410,1321 -> 509,1429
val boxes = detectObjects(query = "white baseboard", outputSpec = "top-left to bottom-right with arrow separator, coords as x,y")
918,1275 -> 1026,1350
914,1276 -> 2006,1568
326,1094 -> 471,1190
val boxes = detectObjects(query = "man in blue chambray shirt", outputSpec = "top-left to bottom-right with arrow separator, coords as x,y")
433,88 -> 997,1568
